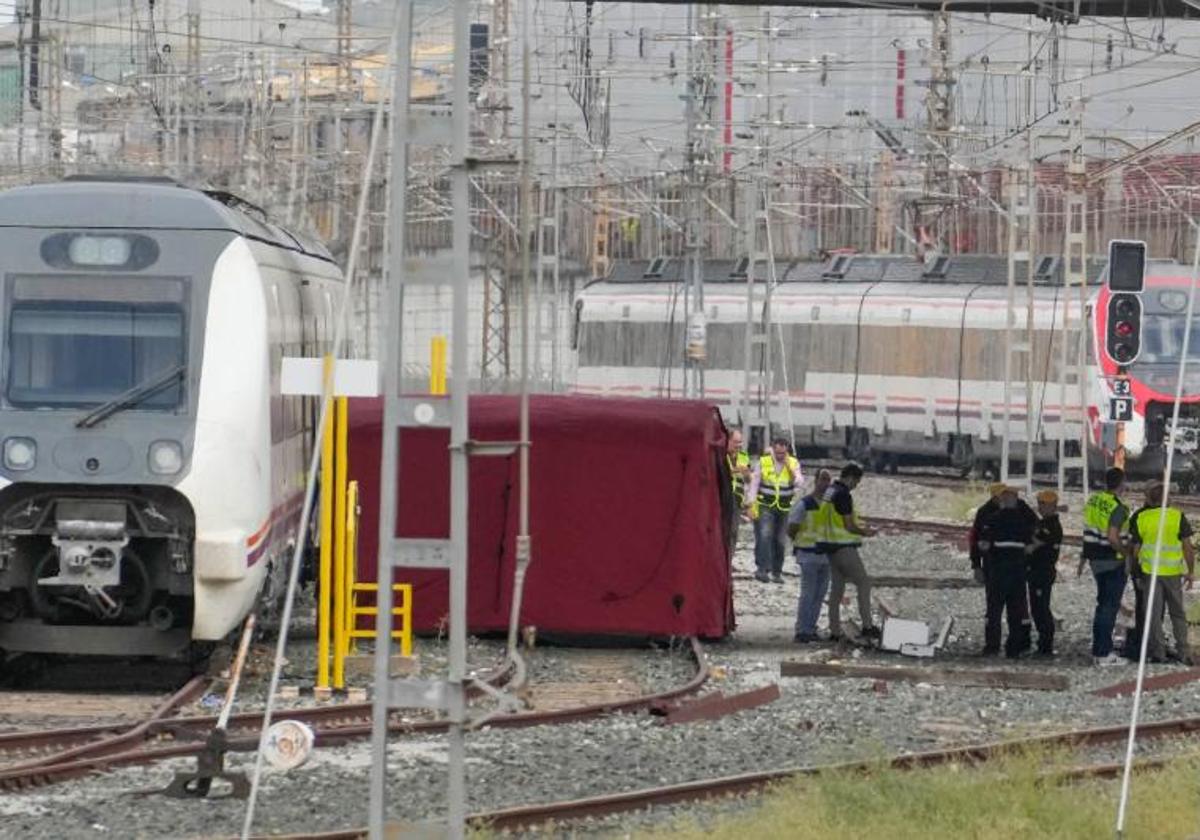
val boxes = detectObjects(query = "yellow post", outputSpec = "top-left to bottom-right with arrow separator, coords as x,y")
317,358 -> 334,690
430,336 -> 447,395
345,480 -> 359,656
332,397 -> 349,689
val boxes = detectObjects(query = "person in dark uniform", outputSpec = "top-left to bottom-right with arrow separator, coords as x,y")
1026,489 -> 1063,657
969,482 -> 1007,584
978,484 -> 1038,658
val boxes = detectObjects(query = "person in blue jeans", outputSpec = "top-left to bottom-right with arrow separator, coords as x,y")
748,437 -> 802,583
1079,467 -> 1130,666
788,469 -> 831,642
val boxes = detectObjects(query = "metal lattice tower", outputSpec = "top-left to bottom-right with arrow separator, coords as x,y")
491,0 -> 510,142
682,4 -> 719,399
921,10 -> 954,249
370,0 -> 477,835
1058,94 -> 1091,493
337,0 -> 352,98
740,8 -> 776,447
1000,150 -> 1036,491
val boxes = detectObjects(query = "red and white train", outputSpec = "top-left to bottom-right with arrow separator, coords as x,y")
572,254 -> 1200,486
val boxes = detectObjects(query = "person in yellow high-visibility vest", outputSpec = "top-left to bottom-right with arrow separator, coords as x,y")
1127,481 -> 1196,665
747,436 -> 802,583
789,469 -> 832,642
812,462 -> 880,641
725,429 -> 754,558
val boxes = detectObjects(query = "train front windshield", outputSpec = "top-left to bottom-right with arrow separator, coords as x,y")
4,276 -> 187,410
1139,314 -> 1200,365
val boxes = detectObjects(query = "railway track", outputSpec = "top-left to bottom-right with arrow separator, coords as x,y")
249,714 -> 1200,838
0,639 -> 709,792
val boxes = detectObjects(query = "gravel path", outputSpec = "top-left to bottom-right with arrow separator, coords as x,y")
4,475 -> 1199,838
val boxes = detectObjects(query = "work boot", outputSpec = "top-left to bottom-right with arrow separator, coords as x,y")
860,626 -> 882,640
754,572 -> 769,583
771,574 -> 784,584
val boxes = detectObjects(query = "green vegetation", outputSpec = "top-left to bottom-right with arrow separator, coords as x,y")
649,751 -> 1200,840
937,482 -> 989,523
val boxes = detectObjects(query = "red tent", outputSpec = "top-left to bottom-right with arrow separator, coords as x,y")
347,394 -> 735,640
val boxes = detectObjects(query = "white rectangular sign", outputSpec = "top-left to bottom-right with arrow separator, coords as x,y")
281,358 -> 380,397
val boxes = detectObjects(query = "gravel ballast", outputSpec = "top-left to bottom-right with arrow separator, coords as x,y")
3,475 -> 1198,839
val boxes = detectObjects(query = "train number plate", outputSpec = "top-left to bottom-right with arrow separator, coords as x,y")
1108,397 -> 1134,422
1111,378 -> 1132,397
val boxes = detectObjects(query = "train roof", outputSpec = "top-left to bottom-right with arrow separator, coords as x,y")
0,176 -> 334,264
603,254 -> 1113,286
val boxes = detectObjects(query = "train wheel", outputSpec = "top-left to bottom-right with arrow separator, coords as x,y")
886,453 -> 899,475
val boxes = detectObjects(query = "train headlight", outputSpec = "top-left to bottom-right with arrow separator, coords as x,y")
2,437 -> 36,471
148,440 -> 184,475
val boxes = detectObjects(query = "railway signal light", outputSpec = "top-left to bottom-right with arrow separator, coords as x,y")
1107,239 -> 1146,293
1106,293 -> 1142,365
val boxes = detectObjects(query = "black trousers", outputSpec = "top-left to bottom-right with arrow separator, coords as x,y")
1125,567 -> 1147,658
985,553 -> 1030,656
1026,563 -> 1056,654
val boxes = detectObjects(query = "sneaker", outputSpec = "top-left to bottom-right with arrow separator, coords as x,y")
1033,650 -> 1056,659
860,626 -> 882,640
980,647 -> 1000,657
754,572 -> 770,583
793,632 -> 818,643
1093,653 -> 1126,667
771,574 -> 784,584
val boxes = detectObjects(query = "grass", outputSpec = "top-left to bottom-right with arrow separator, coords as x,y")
645,750 -> 1200,840
937,481 -> 990,523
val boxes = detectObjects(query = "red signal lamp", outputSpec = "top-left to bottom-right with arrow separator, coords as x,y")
1114,320 -> 1135,337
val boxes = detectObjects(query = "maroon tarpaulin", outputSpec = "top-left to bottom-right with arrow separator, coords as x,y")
347,394 -> 735,640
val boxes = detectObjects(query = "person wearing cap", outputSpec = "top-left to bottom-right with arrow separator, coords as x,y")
969,482 -> 1008,584
1080,467 -> 1131,666
1127,481 -> 1196,665
1025,489 -> 1063,657
977,484 -> 1037,657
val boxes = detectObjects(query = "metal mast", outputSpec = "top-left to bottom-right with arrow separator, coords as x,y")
920,10 -> 954,251
740,7 -> 776,448
1059,94 -> 1091,492
370,0 -> 474,835
683,4 -> 718,398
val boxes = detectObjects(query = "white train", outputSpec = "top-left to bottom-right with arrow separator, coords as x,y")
0,177 -> 342,657
572,255 -> 1200,485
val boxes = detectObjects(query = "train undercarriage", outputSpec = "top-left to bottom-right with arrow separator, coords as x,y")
0,485 -> 196,656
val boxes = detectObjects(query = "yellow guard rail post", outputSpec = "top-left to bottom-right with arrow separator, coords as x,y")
316,360 -> 335,691
332,481 -> 413,685
332,397 -> 349,689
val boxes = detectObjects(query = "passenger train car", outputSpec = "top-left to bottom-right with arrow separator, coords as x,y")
573,255 -> 1200,486
0,177 -> 342,657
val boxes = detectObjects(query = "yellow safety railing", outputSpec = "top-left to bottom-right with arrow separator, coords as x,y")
321,465 -> 415,691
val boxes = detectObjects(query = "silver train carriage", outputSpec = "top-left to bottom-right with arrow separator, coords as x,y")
572,254 -> 1200,485
0,177 -> 342,657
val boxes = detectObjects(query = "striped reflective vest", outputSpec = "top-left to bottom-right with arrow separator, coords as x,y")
791,496 -> 819,550
812,483 -> 861,548
1137,507 -> 1186,577
727,451 -> 751,506
758,455 -> 801,512
1082,490 -> 1122,560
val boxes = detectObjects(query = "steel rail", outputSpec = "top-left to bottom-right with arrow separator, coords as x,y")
0,674 -> 211,768
242,724 -> 1200,840
0,659 -> 519,763
0,639 -> 708,791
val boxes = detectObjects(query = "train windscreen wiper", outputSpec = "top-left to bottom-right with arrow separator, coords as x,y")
75,364 -> 187,429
